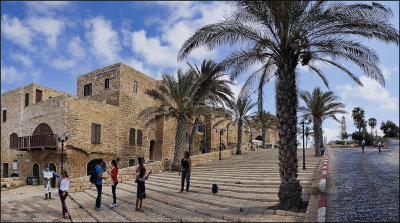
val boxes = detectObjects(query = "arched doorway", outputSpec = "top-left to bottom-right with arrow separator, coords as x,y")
255,135 -> 262,141
87,158 -> 101,176
33,123 -> 53,134
48,163 -> 56,187
32,163 -> 40,177
149,140 -> 155,161
32,123 -> 56,148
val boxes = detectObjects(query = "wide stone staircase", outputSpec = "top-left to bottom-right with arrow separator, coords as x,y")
67,149 -> 321,222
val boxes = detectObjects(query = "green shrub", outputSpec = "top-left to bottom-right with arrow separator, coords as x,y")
351,131 -> 374,146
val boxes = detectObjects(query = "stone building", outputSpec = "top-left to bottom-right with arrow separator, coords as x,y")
1,62 -> 278,184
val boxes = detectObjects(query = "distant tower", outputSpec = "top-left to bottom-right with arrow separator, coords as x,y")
340,116 -> 346,136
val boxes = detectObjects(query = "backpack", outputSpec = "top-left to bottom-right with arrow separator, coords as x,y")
90,166 -> 98,184
212,184 -> 218,194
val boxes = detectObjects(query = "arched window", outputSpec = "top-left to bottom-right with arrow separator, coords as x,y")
32,163 -> 40,177
137,130 -> 143,146
10,133 -> 18,148
129,128 -> 136,145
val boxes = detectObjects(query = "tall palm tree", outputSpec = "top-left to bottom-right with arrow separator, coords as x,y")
299,88 -> 347,156
368,117 -> 377,136
139,70 -> 201,171
352,107 -> 365,133
187,60 -> 234,156
214,95 -> 256,155
178,1 -> 399,209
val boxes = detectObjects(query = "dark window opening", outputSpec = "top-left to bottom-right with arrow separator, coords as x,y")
84,83 -> 92,96
10,133 -> 18,148
36,89 -> 42,102
105,78 -> 110,89
137,130 -> 143,146
2,110 -> 6,122
25,93 -> 29,107
129,128 -> 136,145
129,159 -> 135,167
133,81 -> 138,93
91,123 -> 101,144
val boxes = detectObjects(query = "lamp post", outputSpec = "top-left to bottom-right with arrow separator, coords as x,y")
215,127 -> 226,160
300,119 -> 311,170
57,132 -> 69,171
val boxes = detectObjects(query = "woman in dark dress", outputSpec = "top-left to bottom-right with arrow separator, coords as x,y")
179,151 -> 192,192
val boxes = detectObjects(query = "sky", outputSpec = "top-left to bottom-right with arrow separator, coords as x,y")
1,1 -> 399,146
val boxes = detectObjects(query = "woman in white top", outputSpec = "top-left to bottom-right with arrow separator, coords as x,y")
58,170 -> 70,219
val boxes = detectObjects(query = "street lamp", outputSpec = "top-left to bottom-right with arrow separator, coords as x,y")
215,127 -> 226,160
57,132 -> 69,171
300,119 -> 311,170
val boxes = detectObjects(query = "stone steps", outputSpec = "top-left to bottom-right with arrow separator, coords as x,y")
88,185 -> 226,222
69,191 -> 130,222
83,188 -> 174,222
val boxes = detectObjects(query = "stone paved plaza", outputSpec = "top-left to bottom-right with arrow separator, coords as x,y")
1,148 -> 321,222
326,140 -> 399,222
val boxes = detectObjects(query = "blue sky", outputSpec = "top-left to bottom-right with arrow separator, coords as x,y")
1,1 -> 399,144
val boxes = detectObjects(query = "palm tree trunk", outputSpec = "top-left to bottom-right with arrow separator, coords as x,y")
236,120 -> 243,154
276,62 -> 302,210
172,117 -> 185,171
188,117 -> 199,156
313,119 -> 322,156
262,127 -> 267,149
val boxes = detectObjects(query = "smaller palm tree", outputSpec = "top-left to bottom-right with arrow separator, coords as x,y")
299,88 -> 347,156
252,111 -> 278,148
352,107 -> 366,133
139,70 -> 201,170
214,95 -> 256,155
368,118 -> 377,136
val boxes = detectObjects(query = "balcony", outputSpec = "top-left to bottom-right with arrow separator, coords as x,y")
18,134 -> 57,151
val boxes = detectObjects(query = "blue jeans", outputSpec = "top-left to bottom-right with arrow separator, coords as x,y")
181,169 -> 190,192
95,184 -> 102,208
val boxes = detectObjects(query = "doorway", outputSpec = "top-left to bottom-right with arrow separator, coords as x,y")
48,163 -> 56,187
33,163 -> 40,177
3,163 -> 8,178
149,140 -> 155,161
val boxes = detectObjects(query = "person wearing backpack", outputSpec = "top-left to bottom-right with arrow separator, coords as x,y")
94,159 -> 106,211
135,157 -> 151,212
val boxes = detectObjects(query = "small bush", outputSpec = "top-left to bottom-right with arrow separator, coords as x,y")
351,131 -> 374,146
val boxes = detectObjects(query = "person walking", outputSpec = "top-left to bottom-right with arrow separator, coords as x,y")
58,170 -> 70,219
179,151 -> 192,192
42,163 -> 60,200
361,139 -> 366,153
135,157 -> 152,212
95,159 -> 106,211
378,140 -> 382,153
109,160 -> 118,208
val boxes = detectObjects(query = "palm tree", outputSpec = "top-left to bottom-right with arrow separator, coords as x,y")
299,88 -> 347,156
352,107 -> 365,133
139,70 -> 201,171
368,117 -> 377,136
252,111 -> 278,148
186,60 -> 234,156
178,1 -> 399,209
214,95 -> 256,155
305,126 -> 313,149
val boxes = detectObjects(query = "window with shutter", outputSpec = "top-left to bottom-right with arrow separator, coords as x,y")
137,130 -> 143,146
10,133 -> 18,148
36,89 -> 42,102
25,93 -> 29,107
129,128 -> 136,145
91,123 -> 101,144
84,83 -> 92,96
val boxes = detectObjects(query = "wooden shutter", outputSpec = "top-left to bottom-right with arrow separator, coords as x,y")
36,89 -> 42,102
137,130 -> 143,146
96,124 -> 101,144
129,128 -> 136,145
91,123 -> 96,143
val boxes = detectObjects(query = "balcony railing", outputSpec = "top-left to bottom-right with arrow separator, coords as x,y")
18,134 -> 57,150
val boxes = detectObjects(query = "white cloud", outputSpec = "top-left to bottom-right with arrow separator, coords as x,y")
337,76 -> 399,111
26,1 -> 70,15
52,58 -> 76,69
85,16 -> 121,64
1,15 -> 33,48
10,52 -> 33,67
67,36 -> 85,59
1,65 -> 25,85
131,30 -> 177,67
323,127 -> 340,143
27,17 -> 64,48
